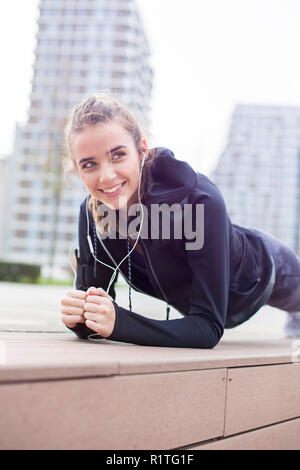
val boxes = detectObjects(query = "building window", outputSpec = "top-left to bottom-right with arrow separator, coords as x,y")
20,181 -> 32,188
118,9 -> 129,16
66,233 -> 74,241
63,24 -> 74,31
15,230 -> 27,238
41,9 -> 61,16
18,197 -> 30,204
17,214 -> 29,221
64,9 -> 75,16
77,9 -> 88,16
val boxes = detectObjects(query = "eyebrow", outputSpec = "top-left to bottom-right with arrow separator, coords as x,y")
78,145 -> 128,166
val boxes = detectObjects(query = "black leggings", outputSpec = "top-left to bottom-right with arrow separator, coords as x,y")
251,228 -> 300,313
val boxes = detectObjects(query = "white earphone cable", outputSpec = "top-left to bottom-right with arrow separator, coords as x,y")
85,152 -> 146,295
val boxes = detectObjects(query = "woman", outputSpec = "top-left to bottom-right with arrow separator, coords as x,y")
60,92 -> 300,348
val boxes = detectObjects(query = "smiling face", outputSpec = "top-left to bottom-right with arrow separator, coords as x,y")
71,121 -> 146,211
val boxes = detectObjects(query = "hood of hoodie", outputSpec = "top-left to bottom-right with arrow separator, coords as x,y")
143,147 -> 198,206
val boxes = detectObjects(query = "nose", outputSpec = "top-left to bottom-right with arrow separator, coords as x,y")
97,161 -> 117,186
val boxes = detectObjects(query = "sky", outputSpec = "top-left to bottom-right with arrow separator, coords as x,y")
1,0 -> 300,175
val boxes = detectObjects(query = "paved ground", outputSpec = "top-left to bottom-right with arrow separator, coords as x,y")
0,280 -> 289,341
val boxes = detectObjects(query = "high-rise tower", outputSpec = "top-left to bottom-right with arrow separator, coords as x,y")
4,0 -> 152,277
211,104 -> 300,254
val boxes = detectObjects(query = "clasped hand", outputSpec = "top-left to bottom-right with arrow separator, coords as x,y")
60,286 -> 116,338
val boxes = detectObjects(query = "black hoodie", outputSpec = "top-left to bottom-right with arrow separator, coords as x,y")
69,147 -> 275,348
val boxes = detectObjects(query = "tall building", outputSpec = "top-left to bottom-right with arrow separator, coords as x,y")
5,0 -> 152,277
0,155 -> 11,257
211,104 -> 300,254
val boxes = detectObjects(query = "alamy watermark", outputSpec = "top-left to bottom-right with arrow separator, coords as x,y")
95,199 -> 205,251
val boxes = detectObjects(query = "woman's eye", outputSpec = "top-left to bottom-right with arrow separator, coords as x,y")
81,153 -> 125,169
112,152 -> 125,160
82,161 -> 96,169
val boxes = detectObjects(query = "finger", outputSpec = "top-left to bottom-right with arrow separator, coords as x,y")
61,306 -> 85,316
85,295 -> 110,304
85,319 -> 111,338
83,302 -> 106,314
61,314 -> 85,327
60,296 -> 85,308
85,319 -> 101,333
84,311 -> 102,322
65,289 -> 87,300
87,287 -> 113,299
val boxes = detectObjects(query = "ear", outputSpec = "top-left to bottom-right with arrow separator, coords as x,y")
140,138 -> 148,155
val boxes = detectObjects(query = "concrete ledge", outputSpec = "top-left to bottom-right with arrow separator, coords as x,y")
0,332 -> 295,381
0,332 -> 299,449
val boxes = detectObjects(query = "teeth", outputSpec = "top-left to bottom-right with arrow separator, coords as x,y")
102,183 -> 123,194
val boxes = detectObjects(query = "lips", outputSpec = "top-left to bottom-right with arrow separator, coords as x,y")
99,181 -> 126,195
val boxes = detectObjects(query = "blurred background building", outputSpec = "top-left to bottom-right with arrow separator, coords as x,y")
2,0 -> 152,278
0,154 -> 11,256
211,104 -> 300,255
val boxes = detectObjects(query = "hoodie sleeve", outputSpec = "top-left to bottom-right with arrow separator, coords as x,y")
104,182 -> 230,349
67,198 -> 119,339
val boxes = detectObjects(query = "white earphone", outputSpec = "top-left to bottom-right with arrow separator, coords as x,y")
141,151 -> 147,167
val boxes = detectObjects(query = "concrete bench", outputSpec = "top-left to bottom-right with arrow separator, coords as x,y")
0,332 -> 299,450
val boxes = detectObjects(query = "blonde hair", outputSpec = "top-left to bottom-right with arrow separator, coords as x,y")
64,92 -> 156,233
